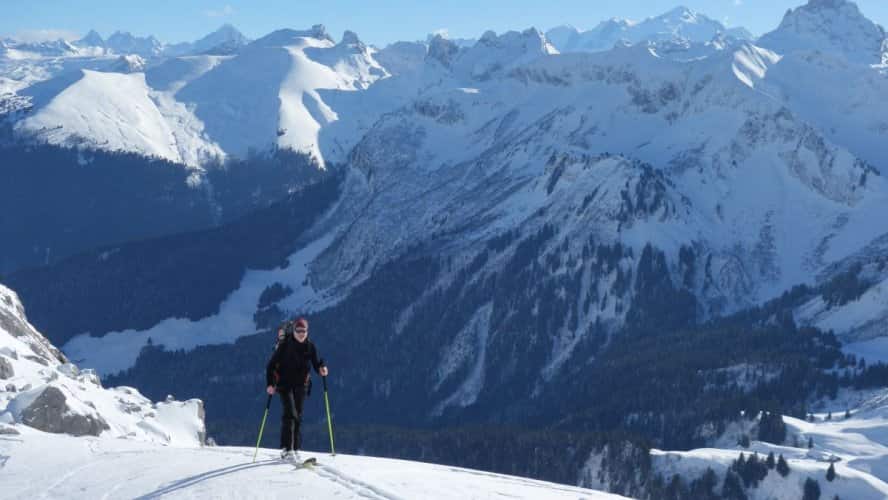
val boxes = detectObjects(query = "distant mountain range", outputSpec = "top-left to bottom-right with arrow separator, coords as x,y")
546,6 -> 754,54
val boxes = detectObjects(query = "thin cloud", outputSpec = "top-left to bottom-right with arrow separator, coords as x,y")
9,29 -> 81,42
206,5 -> 235,18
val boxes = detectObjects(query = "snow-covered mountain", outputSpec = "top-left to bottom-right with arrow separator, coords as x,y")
546,6 -> 753,54
104,30 -> 164,59
0,38 -> 80,58
163,24 -> 250,56
74,29 -> 105,50
0,283 -> 205,445
6,25 -> 386,166
758,0 -> 887,65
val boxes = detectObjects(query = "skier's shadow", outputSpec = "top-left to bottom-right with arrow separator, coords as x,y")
134,458 -> 279,499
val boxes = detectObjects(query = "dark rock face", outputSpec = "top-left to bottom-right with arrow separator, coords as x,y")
0,424 -> 20,435
0,356 -> 13,379
20,386 -> 109,437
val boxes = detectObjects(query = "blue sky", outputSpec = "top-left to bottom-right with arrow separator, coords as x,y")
3,0 -> 887,46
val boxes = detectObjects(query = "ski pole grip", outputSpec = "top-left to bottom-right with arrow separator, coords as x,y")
265,393 -> 273,409
322,375 -> 328,391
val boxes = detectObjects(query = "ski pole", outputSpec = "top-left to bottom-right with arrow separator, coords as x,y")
252,393 -> 273,463
323,375 -> 336,456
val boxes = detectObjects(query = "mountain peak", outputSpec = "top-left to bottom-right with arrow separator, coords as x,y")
340,30 -> 363,47
662,5 -> 696,20
427,34 -> 459,67
76,29 -> 105,48
105,31 -> 163,58
758,0 -> 885,64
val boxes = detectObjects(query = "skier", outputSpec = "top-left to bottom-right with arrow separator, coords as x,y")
266,317 -> 328,460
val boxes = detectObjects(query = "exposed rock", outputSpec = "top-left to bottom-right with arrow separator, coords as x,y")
0,423 -> 20,435
23,355 -> 49,367
0,356 -> 13,379
20,386 -> 109,437
196,399 -> 206,445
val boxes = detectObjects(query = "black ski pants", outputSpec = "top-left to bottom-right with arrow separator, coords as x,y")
279,386 -> 306,451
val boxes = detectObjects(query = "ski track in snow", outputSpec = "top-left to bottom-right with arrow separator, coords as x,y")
310,464 -> 405,500
0,427 -> 623,500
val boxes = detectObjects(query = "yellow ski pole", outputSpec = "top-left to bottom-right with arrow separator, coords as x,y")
252,394 -> 273,463
323,375 -> 336,456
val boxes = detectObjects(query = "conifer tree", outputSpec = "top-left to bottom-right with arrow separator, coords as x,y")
803,477 -> 821,500
826,462 -> 837,482
721,470 -> 747,500
777,454 -> 790,477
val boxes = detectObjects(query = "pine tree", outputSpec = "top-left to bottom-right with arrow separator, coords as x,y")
738,434 -> 750,448
826,412 -> 832,421
689,468 -> 719,500
664,474 -> 688,500
826,462 -> 837,482
844,409 -> 851,419
721,470 -> 747,500
803,477 -> 821,500
777,454 -> 790,477
766,452 -> 776,469
808,436 -> 814,449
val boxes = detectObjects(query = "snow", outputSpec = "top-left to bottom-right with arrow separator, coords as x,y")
758,0 -> 886,65
0,430 -> 626,499
63,235 -> 340,376
0,283 -> 204,446
432,304 -> 492,415
652,391 -> 888,499
7,27 -> 386,167
546,6 -> 751,55
16,69 -> 209,164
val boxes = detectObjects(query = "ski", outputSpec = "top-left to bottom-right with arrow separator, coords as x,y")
290,457 -> 317,470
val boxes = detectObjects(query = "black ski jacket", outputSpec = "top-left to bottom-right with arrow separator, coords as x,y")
266,337 -> 325,389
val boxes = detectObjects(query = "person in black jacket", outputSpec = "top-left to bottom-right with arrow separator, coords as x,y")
266,317 -> 328,460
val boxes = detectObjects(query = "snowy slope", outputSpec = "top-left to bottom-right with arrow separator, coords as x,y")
647,391 -> 888,499
15,69 -> 221,164
0,283 -> 204,445
8,26 -> 386,167
175,26 -> 386,165
0,431 -> 627,500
